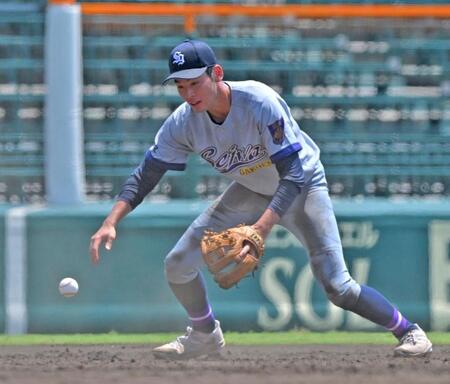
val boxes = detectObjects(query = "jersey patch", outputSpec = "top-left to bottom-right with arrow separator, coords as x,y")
268,118 -> 285,145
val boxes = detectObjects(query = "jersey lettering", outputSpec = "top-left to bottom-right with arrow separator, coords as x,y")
200,144 -> 268,173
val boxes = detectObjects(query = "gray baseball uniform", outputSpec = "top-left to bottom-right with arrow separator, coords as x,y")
148,39 -> 429,355
149,80 -> 360,307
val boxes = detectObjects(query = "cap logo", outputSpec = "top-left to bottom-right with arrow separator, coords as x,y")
172,51 -> 185,66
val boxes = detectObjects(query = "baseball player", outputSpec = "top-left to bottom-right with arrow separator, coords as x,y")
89,39 -> 432,359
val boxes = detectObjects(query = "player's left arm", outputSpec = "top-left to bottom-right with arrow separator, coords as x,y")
252,92 -> 304,239
252,153 -> 303,239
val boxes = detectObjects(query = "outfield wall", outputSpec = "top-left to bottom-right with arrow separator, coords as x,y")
1,199 -> 450,334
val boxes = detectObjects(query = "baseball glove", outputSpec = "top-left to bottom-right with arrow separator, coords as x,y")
200,225 -> 265,289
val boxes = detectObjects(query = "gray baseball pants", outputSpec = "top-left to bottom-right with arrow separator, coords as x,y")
164,168 -> 361,309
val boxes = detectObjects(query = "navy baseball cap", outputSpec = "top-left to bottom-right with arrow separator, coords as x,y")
163,39 -> 218,84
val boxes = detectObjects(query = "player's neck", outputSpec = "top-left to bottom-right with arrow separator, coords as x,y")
207,82 -> 231,124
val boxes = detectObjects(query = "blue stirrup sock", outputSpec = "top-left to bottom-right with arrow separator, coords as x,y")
170,279 -> 413,337
169,273 -> 216,333
352,285 -> 414,339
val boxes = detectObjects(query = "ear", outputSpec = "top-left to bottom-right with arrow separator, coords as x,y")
212,65 -> 224,82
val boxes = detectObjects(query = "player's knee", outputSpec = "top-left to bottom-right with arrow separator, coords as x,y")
324,279 -> 361,310
309,248 -> 361,310
164,251 -> 184,283
164,250 -> 196,284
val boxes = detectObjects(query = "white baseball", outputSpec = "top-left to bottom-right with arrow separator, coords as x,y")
59,277 -> 79,297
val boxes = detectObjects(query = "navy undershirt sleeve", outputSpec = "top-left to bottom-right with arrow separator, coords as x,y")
117,156 -> 167,209
267,153 -> 304,217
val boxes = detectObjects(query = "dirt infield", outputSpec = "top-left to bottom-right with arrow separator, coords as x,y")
0,344 -> 448,384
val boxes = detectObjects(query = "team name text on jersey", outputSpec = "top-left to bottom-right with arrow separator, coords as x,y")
200,144 -> 268,173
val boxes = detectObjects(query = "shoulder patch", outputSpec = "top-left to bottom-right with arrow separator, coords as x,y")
268,118 -> 285,145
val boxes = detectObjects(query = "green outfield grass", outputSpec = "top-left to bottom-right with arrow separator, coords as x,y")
0,332 -> 449,346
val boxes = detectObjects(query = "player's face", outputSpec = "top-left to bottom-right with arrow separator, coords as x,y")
175,74 -> 217,113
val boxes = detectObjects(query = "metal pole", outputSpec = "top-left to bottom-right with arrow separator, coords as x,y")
44,2 -> 85,204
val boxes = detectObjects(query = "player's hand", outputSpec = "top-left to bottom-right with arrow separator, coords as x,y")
237,225 -> 263,260
237,243 -> 252,260
89,221 -> 116,264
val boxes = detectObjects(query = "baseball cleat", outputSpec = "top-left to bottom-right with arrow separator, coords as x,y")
153,320 -> 225,360
394,324 -> 432,357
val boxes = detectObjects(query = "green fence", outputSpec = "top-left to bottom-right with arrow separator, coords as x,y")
1,199 -> 450,333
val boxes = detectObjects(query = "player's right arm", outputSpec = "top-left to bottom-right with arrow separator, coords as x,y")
89,152 -> 167,264
90,111 -> 190,264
